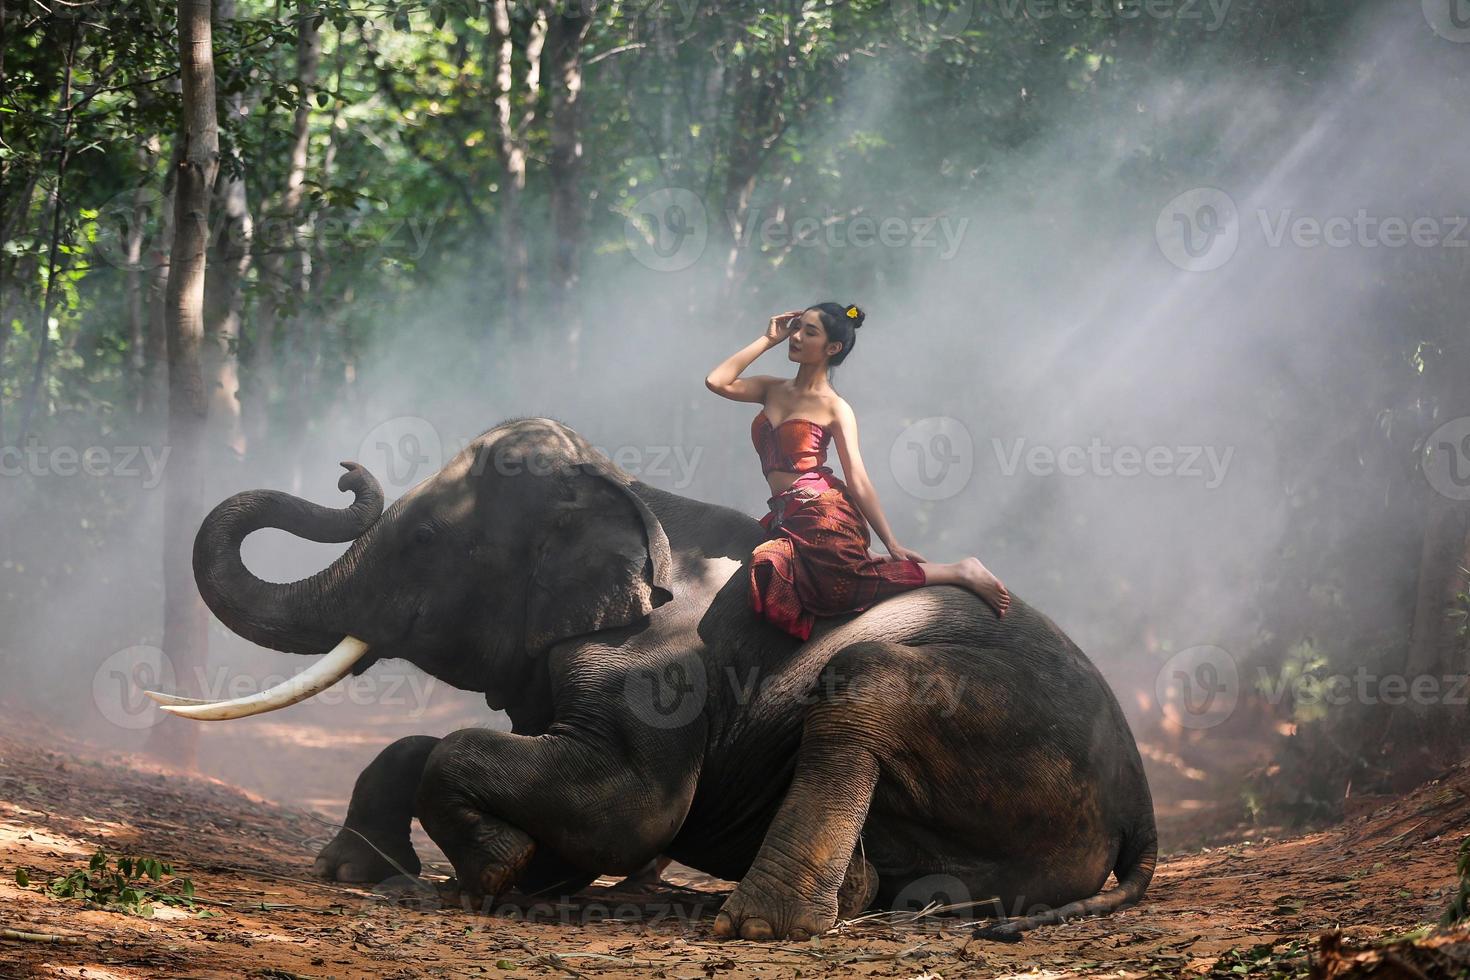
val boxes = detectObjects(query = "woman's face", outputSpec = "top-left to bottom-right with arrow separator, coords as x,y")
787,310 -> 839,365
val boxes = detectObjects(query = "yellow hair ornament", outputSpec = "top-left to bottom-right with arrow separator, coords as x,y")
845,305 -> 859,319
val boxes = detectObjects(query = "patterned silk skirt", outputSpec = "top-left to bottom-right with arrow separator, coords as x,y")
749,469 -> 927,641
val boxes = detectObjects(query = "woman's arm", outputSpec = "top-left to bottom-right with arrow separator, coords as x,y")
829,400 -> 919,558
705,311 -> 803,402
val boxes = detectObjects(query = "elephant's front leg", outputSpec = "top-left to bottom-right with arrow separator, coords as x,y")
417,727 -> 686,910
316,735 -> 440,883
716,644 -> 913,940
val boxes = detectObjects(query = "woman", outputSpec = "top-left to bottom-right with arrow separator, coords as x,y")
705,303 -> 1010,642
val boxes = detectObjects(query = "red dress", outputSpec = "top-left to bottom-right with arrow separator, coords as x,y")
748,410 -> 927,640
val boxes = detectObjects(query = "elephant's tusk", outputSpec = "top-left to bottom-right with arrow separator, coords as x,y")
144,636 -> 371,721
143,692 -> 214,706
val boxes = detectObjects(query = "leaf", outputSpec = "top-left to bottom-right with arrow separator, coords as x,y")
15,868 -> 29,888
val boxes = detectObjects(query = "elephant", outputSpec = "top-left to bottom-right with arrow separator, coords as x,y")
155,417 -> 1157,940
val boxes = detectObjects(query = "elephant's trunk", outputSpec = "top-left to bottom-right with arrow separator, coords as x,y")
192,462 -> 383,655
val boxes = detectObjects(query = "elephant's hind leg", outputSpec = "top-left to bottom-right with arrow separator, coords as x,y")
315,735 -> 439,883
715,643 -> 907,941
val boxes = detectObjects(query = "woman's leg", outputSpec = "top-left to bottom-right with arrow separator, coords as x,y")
917,556 -> 1011,617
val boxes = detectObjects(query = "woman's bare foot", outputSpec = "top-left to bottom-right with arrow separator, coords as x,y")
960,557 -> 1010,618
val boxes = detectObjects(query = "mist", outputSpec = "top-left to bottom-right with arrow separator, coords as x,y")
2,1 -> 1463,828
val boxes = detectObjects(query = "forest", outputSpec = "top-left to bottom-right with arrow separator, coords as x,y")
3,0 -> 1470,976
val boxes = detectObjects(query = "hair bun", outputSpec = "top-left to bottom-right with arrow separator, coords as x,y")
844,304 -> 865,327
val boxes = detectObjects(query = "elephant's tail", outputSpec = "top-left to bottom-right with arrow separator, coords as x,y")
973,816 -> 1158,941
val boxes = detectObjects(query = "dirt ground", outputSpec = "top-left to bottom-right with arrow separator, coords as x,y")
1,702 -> 1466,980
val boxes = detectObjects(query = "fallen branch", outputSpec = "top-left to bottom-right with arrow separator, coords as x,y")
1,928 -> 84,944
837,896 -> 1000,932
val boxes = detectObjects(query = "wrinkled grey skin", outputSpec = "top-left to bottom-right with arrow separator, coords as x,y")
195,417 -> 1157,940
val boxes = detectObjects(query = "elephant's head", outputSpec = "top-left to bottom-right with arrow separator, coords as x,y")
154,418 -> 674,720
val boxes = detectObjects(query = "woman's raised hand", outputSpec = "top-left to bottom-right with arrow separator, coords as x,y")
765,310 -> 803,345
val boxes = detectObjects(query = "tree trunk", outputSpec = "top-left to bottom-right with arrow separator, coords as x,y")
245,0 -> 320,452
125,183 -> 150,413
203,133 -> 250,465
128,133 -> 163,415
545,1 -> 594,370
146,0 -> 219,769
487,0 -> 539,339
719,37 -> 791,305
142,139 -> 181,427
203,0 -> 250,468
303,50 -> 344,425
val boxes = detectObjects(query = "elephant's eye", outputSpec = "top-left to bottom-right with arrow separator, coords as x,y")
413,524 -> 435,545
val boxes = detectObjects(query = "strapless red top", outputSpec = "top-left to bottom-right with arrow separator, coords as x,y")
752,410 -> 834,476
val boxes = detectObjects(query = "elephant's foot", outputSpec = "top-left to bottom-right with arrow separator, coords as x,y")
314,825 -> 421,884
322,735 -> 440,884
716,842 -> 877,941
714,865 -> 836,941
427,808 -> 537,910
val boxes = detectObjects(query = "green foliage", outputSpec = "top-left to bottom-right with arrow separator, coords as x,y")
1270,640 -> 1331,725
0,0 -> 1398,440
1441,837 -> 1470,927
24,849 -> 198,918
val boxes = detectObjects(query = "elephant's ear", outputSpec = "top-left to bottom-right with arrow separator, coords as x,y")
524,458 -> 675,653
